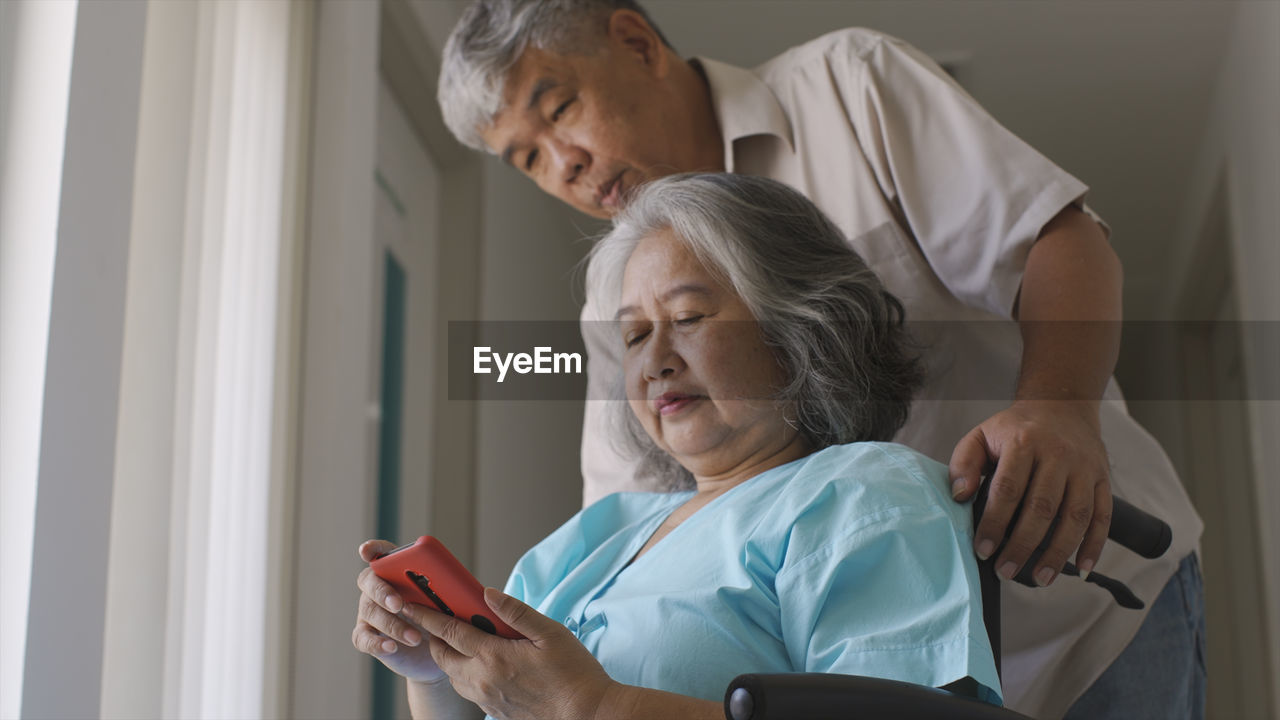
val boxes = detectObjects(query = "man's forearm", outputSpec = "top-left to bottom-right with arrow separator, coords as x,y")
1014,206 -> 1122,406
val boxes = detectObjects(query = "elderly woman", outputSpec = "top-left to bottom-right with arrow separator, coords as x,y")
353,173 -> 1000,720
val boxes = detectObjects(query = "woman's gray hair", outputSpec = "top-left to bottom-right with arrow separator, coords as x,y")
439,0 -> 673,152
586,173 -> 925,490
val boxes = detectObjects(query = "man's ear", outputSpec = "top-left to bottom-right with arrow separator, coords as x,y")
606,9 -> 670,77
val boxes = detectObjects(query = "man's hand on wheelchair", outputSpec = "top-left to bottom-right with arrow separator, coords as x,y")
948,399 -> 1113,587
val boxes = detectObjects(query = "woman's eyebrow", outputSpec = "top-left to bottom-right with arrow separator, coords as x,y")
614,284 -> 714,320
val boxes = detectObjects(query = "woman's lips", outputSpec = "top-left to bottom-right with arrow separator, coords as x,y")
599,172 -> 625,209
655,393 -> 703,416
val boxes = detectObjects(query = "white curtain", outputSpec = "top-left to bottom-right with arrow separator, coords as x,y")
167,2 -> 296,717
5,1 -> 309,718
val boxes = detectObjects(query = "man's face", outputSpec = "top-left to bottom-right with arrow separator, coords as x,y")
479,42 -> 707,219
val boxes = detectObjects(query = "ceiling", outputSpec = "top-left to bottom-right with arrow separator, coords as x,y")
408,0 -> 1241,319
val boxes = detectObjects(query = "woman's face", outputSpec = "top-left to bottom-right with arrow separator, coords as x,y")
618,228 -> 801,480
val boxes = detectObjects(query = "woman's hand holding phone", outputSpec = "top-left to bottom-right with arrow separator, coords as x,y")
353,539 -> 448,684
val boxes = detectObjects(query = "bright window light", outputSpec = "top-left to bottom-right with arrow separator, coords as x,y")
0,2 -> 78,718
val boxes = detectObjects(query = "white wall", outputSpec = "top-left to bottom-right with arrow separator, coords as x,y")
1120,1 -> 1280,709
1163,3 -> 1280,704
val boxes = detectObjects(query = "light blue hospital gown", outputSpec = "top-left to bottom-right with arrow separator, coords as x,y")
501,442 -> 1002,713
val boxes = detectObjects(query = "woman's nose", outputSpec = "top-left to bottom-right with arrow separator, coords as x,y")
641,328 -> 684,382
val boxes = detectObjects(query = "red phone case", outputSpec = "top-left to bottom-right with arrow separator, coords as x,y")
370,536 -> 523,640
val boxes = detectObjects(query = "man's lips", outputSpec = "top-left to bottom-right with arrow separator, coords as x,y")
654,392 -> 704,416
597,171 -> 625,209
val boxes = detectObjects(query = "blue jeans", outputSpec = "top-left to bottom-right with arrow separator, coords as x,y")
1063,553 -> 1206,720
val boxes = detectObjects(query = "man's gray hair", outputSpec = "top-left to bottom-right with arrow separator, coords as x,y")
586,173 -> 925,490
439,0 -> 673,152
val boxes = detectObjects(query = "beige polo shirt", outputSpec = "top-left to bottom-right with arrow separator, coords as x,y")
579,27 -> 1202,719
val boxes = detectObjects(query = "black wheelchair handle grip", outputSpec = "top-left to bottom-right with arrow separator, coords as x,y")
975,480 -> 1171,561
1108,496 -> 1172,559
724,673 -> 1030,720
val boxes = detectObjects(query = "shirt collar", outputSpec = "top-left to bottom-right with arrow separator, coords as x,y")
690,57 -> 795,173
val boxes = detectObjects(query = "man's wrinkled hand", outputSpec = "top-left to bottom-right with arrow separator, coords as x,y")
949,400 -> 1112,586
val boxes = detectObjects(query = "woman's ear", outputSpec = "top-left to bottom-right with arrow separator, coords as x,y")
606,9 -> 670,78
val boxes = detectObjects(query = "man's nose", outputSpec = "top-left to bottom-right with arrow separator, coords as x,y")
546,138 -> 588,185
642,327 -> 684,382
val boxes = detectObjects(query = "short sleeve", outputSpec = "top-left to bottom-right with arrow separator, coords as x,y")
839,32 -> 1091,317
776,503 -> 1002,703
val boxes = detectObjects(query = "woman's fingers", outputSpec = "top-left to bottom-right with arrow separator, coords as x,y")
352,620 -> 399,657
356,550 -> 421,647
409,605 -> 490,659
357,564 -> 404,614
353,540 -> 451,685
483,587 -> 557,641
357,539 -> 403,610
359,539 -> 399,563
358,591 -> 423,647
427,634 -> 471,674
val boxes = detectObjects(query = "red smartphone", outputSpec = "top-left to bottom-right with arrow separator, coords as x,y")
370,536 -> 524,640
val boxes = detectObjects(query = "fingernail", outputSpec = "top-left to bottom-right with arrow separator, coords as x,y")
976,539 -> 995,560
386,594 -> 402,613
951,479 -> 967,500
998,561 -> 1018,580
381,640 -> 397,654
1035,567 -> 1056,587
403,629 -> 421,647
1077,559 -> 1094,581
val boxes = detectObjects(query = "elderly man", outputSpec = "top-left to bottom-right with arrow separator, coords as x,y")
435,2 -> 1204,718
